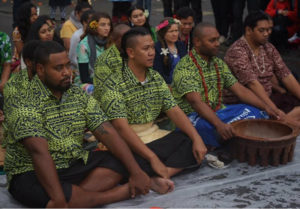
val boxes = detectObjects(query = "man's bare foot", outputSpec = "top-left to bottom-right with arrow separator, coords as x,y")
150,177 -> 174,194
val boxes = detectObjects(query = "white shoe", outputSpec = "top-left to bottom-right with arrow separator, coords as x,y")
288,33 -> 300,43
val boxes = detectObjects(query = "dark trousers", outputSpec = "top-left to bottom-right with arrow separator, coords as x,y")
211,0 -> 232,37
162,0 -> 173,17
231,0 -> 260,41
13,0 -> 30,28
175,0 -> 202,23
112,2 -> 132,18
270,15 -> 290,51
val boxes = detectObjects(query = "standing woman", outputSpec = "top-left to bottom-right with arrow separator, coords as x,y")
12,2 -> 38,70
77,12 -> 112,86
154,17 -> 186,85
128,5 -> 157,41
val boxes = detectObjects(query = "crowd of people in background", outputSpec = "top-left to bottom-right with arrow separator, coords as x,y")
0,0 -> 300,207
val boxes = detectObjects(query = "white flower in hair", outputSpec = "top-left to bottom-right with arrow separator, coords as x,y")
144,10 -> 149,18
174,18 -> 181,25
160,48 -> 169,56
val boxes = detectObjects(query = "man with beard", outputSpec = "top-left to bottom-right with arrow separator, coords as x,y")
3,41 -> 172,208
224,11 -> 300,125
171,22 -> 279,149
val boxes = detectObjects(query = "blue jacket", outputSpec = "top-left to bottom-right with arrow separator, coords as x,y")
153,41 -> 187,84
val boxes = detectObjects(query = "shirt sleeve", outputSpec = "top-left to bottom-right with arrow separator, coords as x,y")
2,33 -> 12,63
60,23 -> 74,39
219,60 -> 238,89
266,44 -> 291,80
157,74 -> 177,112
224,45 -> 257,86
9,106 -> 47,142
98,84 -> 128,121
172,57 -> 202,98
77,40 -> 89,64
85,95 -> 109,132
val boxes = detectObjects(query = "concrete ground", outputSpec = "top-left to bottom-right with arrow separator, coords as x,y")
0,0 -> 300,208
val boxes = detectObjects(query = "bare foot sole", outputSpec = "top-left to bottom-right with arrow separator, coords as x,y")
150,177 -> 175,194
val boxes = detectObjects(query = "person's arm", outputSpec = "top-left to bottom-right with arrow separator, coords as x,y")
165,106 -> 207,163
63,38 -> 71,52
110,118 -> 169,179
0,62 -> 11,93
185,91 -> 234,140
78,63 -> 92,83
22,137 -> 68,208
271,75 -> 287,94
230,82 -> 281,119
281,74 -> 300,100
92,121 -> 151,197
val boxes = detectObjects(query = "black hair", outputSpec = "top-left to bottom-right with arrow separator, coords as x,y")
34,41 -> 65,65
26,15 -> 51,42
26,15 -> 64,46
175,7 -> 195,20
75,1 -> 92,14
22,40 -> 41,61
243,11 -> 270,34
80,9 -> 95,24
127,5 -> 154,39
15,2 -> 37,41
120,27 -> 150,59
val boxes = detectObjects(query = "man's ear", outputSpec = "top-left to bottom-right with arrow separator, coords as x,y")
126,47 -> 135,59
193,37 -> 201,48
245,26 -> 252,36
36,63 -> 44,77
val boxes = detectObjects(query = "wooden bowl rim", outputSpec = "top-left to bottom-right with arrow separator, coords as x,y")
231,119 -> 298,142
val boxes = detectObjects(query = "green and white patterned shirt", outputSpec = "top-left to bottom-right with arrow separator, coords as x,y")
99,64 -> 177,124
0,32 -> 12,79
94,44 -> 123,97
4,75 -> 108,183
171,49 -> 237,115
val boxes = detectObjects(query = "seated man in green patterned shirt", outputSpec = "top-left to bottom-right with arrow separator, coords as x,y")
94,23 -> 130,96
3,40 -> 41,117
3,41 -> 166,208
97,27 -> 207,182
171,22 -> 278,148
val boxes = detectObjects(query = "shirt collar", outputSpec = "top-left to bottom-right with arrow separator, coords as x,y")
191,48 -> 217,69
30,75 -> 71,102
122,63 -> 155,86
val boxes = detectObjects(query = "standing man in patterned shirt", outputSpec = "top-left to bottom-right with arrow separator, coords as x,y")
224,11 -> 300,125
3,41 -> 165,208
97,27 -> 207,182
171,23 -> 278,148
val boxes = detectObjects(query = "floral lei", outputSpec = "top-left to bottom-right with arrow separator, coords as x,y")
189,51 -> 222,112
156,18 -> 181,31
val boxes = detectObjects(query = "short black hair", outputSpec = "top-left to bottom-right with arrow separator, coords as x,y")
22,40 -> 41,61
175,7 -> 195,20
80,9 -> 95,24
75,1 -> 92,13
121,27 -> 150,59
34,41 -> 65,65
193,22 -> 215,39
243,11 -> 270,34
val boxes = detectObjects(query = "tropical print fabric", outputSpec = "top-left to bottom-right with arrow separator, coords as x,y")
171,49 -> 237,115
